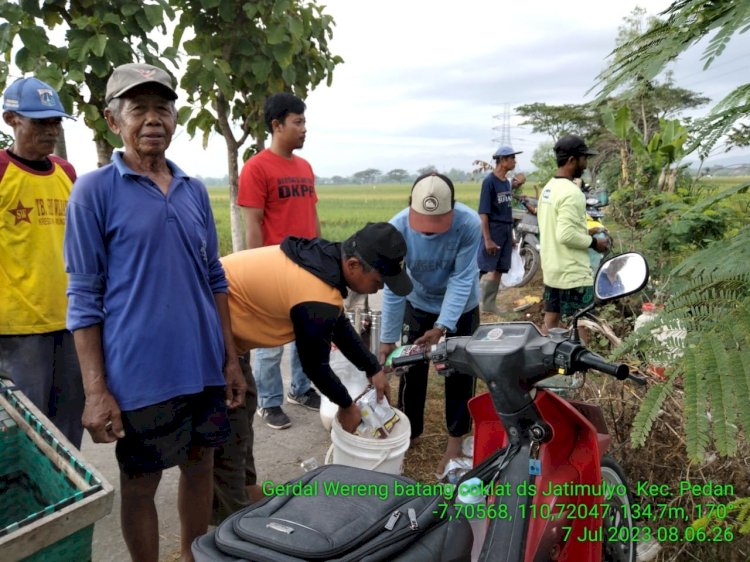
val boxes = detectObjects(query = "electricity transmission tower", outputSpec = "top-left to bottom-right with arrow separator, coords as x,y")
492,103 -> 512,146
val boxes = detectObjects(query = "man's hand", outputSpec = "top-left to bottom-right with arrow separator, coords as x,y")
415,328 -> 444,348
379,342 -> 397,367
369,370 -> 391,403
82,390 -> 124,443
594,236 -> 610,252
483,238 -> 501,255
224,356 -> 247,409
512,172 -> 526,188
338,403 -> 363,433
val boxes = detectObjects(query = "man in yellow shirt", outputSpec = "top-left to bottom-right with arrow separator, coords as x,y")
0,77 -> 83,447
537,135 -> 609,332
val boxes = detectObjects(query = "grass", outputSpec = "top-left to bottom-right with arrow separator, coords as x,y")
209,182 -> 484,255
209,180 -> 547,255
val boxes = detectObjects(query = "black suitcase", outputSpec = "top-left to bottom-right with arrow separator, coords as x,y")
194,464 -> 472,561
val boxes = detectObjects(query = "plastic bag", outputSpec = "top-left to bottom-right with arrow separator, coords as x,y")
353,386 -> 400,438
319,348 -> 369,431
501,246 -> 524,287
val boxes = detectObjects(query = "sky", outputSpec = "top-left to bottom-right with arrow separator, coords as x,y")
5,0 -> 750,178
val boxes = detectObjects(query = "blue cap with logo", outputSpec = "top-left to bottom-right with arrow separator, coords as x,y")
2,77 -> 73,119
493,146 -> 522,159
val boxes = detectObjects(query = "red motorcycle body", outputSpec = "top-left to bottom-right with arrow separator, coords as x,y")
469,389 -> 611,562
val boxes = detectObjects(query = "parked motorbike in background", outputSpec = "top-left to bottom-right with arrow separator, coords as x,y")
510,180 -> 612,282
511,195 -> 541,287
583,182 -> 614,273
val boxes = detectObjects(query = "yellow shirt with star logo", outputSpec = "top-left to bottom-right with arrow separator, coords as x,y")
1,150 -> 76,334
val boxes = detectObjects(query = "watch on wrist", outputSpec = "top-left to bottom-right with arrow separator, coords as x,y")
433,323 -> 448,337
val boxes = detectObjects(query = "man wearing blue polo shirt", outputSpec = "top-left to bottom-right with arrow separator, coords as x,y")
64,63 -> 246,562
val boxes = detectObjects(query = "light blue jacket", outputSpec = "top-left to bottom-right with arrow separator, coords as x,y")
380,203 -> 481,343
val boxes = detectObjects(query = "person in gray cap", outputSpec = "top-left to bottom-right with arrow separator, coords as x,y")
0,76 -> 84,448
476,145 -> 523,314
64,63 -> 246,561
537,134 -> 609,333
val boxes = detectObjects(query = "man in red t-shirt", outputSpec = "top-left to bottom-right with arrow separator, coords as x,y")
237,92 -> 321,431
213,92 -> 322,522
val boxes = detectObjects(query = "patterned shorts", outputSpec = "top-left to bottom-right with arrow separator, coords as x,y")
543,285 -> 594,319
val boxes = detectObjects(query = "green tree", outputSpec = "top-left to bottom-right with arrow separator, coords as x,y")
594,0 -> 750,157
515,102 -> 598,142
417,165 -> 437,176
330,175 -> 350,185
384,168 -> 409,183
352,168 -> 380,184
443,168 -> 469,182
172,0 -> 342,251
528,141 -> 556,187
0,1 -> 177,165
598,1 -> 750,465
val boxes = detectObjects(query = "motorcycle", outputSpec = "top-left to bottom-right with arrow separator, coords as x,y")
513,187 -> 613,279
193,253 -> 649,562
511,195 -> 541,287
583,184 -> 613,274
389,251 -> 647,562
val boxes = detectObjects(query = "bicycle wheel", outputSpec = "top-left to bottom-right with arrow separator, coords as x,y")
600,456 -> 636,562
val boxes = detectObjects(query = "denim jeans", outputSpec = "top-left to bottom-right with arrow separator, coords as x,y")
253,342 -> 310,408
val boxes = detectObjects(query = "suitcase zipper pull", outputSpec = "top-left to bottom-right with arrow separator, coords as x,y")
384,510 -> 402,531
407,508 -> 418,530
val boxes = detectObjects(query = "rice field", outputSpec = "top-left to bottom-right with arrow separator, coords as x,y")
209,182 -> 483,255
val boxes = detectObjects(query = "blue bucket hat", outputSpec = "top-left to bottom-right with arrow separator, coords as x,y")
493,146 -> 522,159
2,77 -> 73,119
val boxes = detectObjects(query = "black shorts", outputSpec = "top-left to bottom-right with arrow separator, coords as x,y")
543,285 -> 594,319
116,387 -> 230,477
477,222 -> 513,274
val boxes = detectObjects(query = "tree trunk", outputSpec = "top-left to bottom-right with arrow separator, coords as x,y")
54,130 -> 67,160
667,169 -> 677,193
226,146 -> 245,253
95,138 -> 114,167
657,167 -> 667,191
619,144 -> 629,189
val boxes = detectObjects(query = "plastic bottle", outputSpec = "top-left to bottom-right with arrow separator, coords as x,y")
457,477 -> 487,562
634,302 -> 662,332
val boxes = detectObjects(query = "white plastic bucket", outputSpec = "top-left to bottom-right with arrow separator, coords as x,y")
325,408 -> 411,474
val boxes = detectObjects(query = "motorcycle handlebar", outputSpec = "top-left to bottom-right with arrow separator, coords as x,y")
390,350 -> 429,368
576,350 -> 629,380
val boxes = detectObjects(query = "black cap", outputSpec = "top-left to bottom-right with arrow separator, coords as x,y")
351,222 -> 412,296
554,134 -> 598,158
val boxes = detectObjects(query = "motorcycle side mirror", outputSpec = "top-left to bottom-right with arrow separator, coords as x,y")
569,252 -> 649,344
594,252 -> 650,302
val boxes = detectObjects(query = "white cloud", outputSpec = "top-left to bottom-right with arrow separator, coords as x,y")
4,0 -> 749,178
